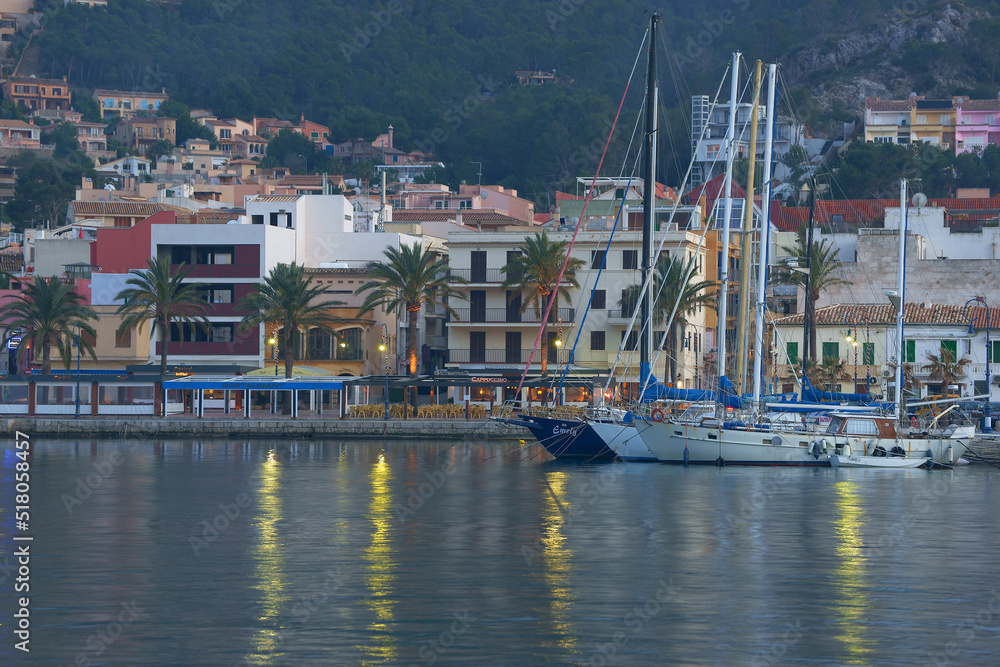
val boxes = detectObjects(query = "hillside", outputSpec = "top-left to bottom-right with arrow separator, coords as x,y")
18,0 -> 1000,200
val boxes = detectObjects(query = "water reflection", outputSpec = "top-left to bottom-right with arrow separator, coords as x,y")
539,471 -> 577,657
360,451 -> 398,664
832,480 -> 874,664
244,453 -> 289,665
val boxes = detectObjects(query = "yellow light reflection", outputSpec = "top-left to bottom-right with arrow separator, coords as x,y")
540,471 -> 577,654
832,480 -> 874,663
360,451 -> 398,664
245,455 -> 288,665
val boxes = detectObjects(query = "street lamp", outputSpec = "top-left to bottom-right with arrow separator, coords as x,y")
72,323 -> 81,419
379,324 -> 390,420
963,296 -> 992,433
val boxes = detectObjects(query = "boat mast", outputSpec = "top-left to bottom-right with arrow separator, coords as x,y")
752,62 -> 778,410
736,60 -> 762,395
640,11 -> 658,388
894,178 -> 908,420
716,52 -> 741,393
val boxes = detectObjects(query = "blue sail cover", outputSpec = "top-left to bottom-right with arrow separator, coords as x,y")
801,376 -> 874,403
636,364 -> 742,408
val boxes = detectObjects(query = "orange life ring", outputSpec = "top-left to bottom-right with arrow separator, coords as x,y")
910,416 -> 918,428
651,408 -> 664,422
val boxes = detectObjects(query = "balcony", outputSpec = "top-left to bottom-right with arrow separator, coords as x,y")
155,341 -> 259,356
172,263 -> 259,279
448,348 -> 548,364
607,309 -> 636,324
450,307 -> 575,324
449,268 -> 505,283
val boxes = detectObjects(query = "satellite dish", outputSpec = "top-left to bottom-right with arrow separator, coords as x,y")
571,217 -> 580,225
481,189 -> 488,199
104,183 -> 116,191
912,193 -> 927,208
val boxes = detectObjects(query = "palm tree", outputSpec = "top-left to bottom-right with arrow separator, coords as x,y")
776,238 -> 849,363
500,231 -> 585,375
0,276 -> 98,374
924,345 -> 971,394
115,257 -> 211,376
818,354 -> 847,390
237,262 -> 347,378
619,254 -> 716,383
356,242 -> 466,376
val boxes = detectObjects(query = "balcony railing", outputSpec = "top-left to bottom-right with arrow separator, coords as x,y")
172,263 -> 259,279
156,341 -> 259,355
450,307 -> 575,324
449,348 -> 554,364
449,268 -> 505,283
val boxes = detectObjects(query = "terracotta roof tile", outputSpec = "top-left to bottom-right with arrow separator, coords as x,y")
0,252 -> 24,274
774,303 -> 1000,327
71,201 -> 165,217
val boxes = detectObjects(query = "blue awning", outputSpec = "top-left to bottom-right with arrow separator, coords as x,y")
163,376 -> 345,391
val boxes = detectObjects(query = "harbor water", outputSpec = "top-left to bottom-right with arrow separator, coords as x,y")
3,437 -> 1000,666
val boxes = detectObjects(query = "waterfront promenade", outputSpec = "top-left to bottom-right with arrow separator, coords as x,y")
3,412 -> 530,439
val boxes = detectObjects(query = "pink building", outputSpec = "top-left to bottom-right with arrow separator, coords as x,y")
954,97 -> 1000,154
389,183 -> 536,224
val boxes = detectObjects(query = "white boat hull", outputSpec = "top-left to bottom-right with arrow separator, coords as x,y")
588,421 -> 657,462
830,454 -> 929,468
636,419 -> 829,466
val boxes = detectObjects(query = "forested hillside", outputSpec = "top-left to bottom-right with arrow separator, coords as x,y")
21,0 -> 1000,201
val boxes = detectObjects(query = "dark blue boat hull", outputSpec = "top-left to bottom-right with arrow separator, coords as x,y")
507,415 -> 618,461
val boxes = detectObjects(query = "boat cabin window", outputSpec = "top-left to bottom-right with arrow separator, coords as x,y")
842,418 -> 879,436
825,417 -> 843,434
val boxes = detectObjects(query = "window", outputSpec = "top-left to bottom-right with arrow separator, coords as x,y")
211,325 -> 234,342
115,331 -> 132,348
786,341 -> 799,365
252,214 -> 264,225
941,340 -> 958,360
843,419 -> 879,436
53,88 -> 61,96
591,330 -> 606,351
620,289 -> 637,317
210,287 -> 233,304
154,101 -> 160,110
81,330 -> 96,347
622,331 -> 637,351
916,115 -> 926,124
940,114 -> 950,125
434,200 -> 446,209
862,342 -> 875,365
459,200 -> 472,209
622,249 -> 637,270
141,100 -> 148,110
822,341 -> 839,361
122,100 -> 131,110
470,331 -> 486,364
591,290 -> 606,310
104,98 -> 114,108
831,214 -> 844,223
903,339 -> 916,363
591,250 -> 606,269
988,340 -> 1000,363
113,217 -> 130,228
311,132 -> 319,138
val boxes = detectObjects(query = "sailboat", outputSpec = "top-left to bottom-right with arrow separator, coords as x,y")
826,179 -> 971,468
634,56 -> 835,465
501,12 -> 664,462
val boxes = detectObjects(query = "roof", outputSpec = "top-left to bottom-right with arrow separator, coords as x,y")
71,201 -> 166,217
249,194 -> 302,202
0,119 -> 35,129
3,75 -> 68,87
773,196 -> 1000,232
774,303 -> 1000,328
683,173 -> 746,214
0,251 -> 24,274
93,88 -> 168,98
865,96 -> 915,112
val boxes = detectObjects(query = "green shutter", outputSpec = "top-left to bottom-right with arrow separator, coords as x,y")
786,342 -> 798,365
904,340 -> 915,363
990,340 -> 1000,363
941,340 -> 957,361
862,342 -> 875,365
822,341 -> 839,360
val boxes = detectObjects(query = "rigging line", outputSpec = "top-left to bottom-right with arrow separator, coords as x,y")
556,154 -> 644,396
514,26 -> 648,401
603,64 -> 732,399
629,68 -> 760,399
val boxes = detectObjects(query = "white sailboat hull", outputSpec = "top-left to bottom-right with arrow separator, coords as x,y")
830,454 -> 929,468
635,419 -> 829,466
588,421 -> 657,462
